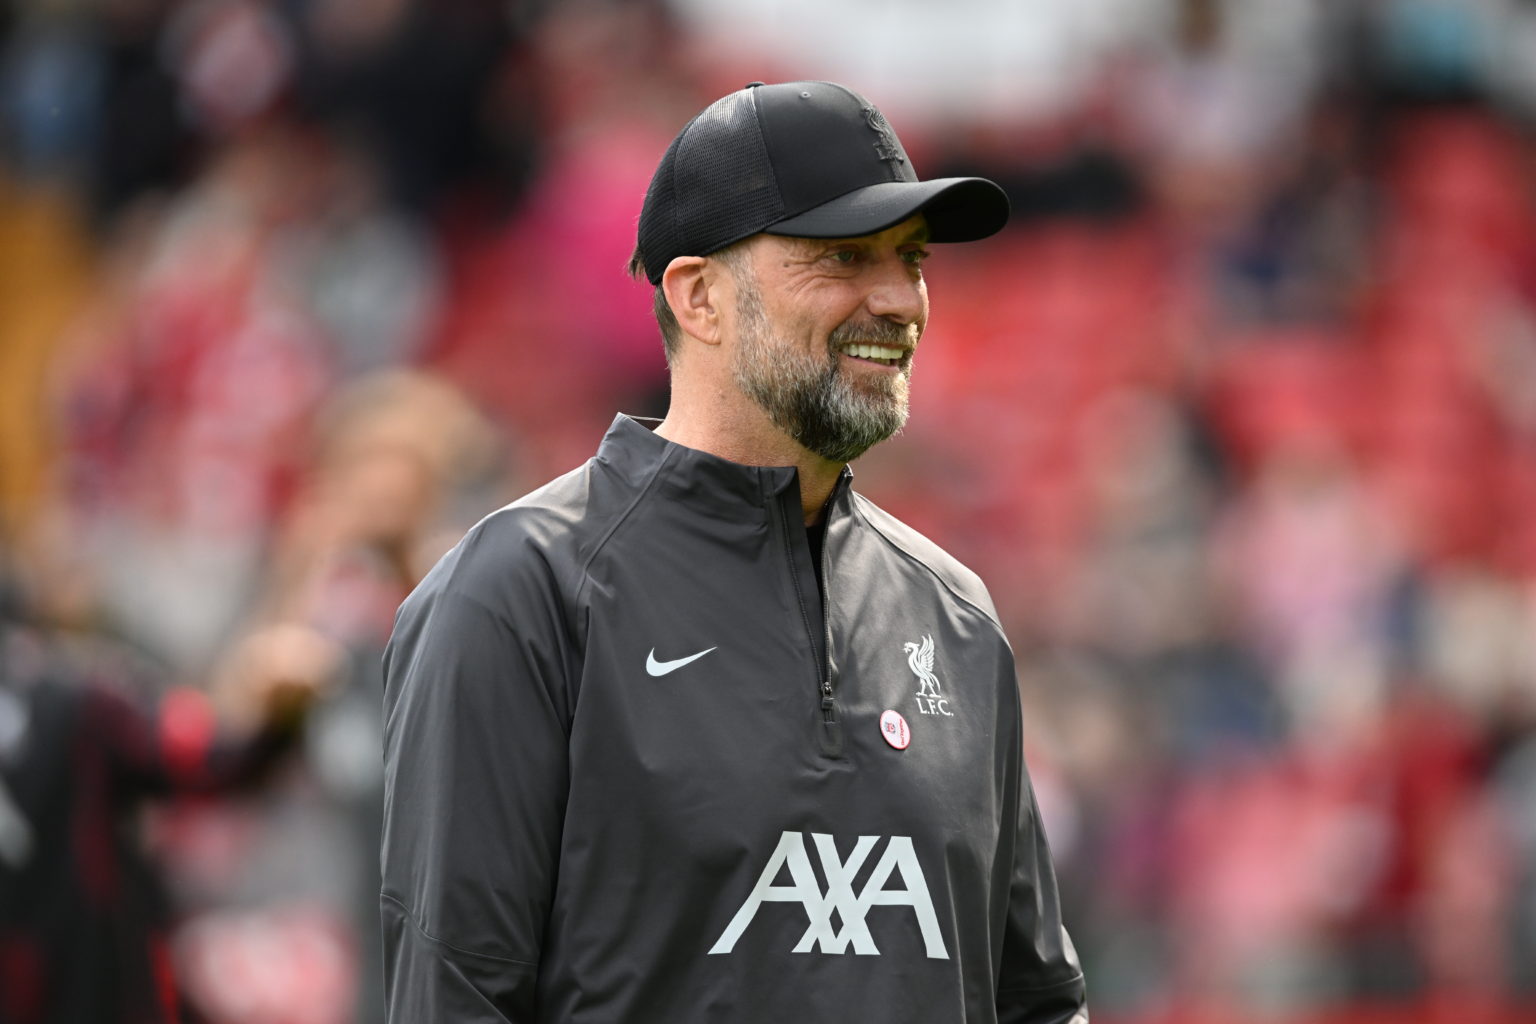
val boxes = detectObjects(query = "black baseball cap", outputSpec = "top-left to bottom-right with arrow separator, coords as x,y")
634,81 -> 1010,285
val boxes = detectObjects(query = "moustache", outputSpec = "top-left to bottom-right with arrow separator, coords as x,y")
827,317 -> 919,354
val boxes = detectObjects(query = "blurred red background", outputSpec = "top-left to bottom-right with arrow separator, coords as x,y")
2,1 -> 1535,1021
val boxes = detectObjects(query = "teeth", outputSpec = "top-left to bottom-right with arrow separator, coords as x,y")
843,343 -> 904,363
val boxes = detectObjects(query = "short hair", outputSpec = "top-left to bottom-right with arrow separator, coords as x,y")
626,242 -> 750,367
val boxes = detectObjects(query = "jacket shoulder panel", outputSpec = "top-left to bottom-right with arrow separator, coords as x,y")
404,453 -> 661,622
849,492 -> 1005,636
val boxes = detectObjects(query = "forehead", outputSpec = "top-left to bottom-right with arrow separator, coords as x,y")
759,214 -> 931,257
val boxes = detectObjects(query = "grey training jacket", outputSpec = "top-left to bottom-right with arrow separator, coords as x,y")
381,414 -> 1088,1023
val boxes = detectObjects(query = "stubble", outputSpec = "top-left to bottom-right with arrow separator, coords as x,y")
730,268 -> 916,464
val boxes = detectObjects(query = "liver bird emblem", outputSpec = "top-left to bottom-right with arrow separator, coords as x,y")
903,635 -> 942,698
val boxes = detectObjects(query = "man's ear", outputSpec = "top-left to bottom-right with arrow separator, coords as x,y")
661,256 -> 721,346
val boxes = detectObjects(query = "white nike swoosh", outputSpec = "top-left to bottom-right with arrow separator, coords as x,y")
646,647 -> 717,677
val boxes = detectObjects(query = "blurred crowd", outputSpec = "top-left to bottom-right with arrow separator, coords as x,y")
2,0 -> 1536,1021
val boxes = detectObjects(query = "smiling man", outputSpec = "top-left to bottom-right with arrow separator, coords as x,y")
676,217 -> 928,478
380,81 -> 1088,1023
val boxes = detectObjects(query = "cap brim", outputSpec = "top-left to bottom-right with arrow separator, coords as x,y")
763,177 -> 1010,243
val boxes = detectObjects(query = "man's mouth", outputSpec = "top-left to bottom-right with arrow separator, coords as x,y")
838,342 -> 907,368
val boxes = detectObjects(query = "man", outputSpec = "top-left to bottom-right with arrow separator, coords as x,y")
381,80 -> 1088,1023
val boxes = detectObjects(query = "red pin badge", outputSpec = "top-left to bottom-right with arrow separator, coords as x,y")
879,709 -> 911,750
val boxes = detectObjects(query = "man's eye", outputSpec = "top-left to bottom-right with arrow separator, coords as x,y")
901,249 -> 931,266
827,250 -> 858,264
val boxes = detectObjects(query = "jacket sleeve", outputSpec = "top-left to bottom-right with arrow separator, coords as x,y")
996,699 -> 1088,1024
380,550 -> 575,1024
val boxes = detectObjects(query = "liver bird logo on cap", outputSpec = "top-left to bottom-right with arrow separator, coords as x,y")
863,107 -> 906,165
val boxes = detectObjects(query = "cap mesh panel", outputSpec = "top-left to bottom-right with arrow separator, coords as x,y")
637,90 -> 785,283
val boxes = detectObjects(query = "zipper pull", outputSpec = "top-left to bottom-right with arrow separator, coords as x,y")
818,680 -> 843,757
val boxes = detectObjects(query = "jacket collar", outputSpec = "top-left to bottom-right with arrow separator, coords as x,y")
597,414 -> 854,515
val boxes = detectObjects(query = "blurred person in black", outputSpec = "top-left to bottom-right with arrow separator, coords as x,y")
0,560 -> 336,1024
236,370 -> 498,1024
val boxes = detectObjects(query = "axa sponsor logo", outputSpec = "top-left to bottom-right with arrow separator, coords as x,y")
709,831 -> 948,959
903,634 -> 954,717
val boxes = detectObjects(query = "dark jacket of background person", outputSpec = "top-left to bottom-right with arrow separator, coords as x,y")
0,622 -> 307,1024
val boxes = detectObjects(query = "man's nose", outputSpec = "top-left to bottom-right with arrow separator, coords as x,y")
865,257 -> 927,326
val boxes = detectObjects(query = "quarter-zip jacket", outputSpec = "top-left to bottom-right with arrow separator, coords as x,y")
381,414 -> 1088,1023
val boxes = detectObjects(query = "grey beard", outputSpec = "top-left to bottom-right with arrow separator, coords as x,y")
731,279 -> 915,464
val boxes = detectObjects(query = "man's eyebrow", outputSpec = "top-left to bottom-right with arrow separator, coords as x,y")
785,236 -> 827,255
783,222 -> 930,254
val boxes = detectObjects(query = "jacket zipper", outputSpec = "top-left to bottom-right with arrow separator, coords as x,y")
818,474 -> 853,757
816,509 -> 839,754
780,490 -> 844,758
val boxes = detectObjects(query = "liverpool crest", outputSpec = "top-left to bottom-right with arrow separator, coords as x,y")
902,635 -> 953,717
863,107 -> 906,165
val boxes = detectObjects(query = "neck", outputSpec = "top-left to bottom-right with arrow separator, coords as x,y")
654,407 -> 844,526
